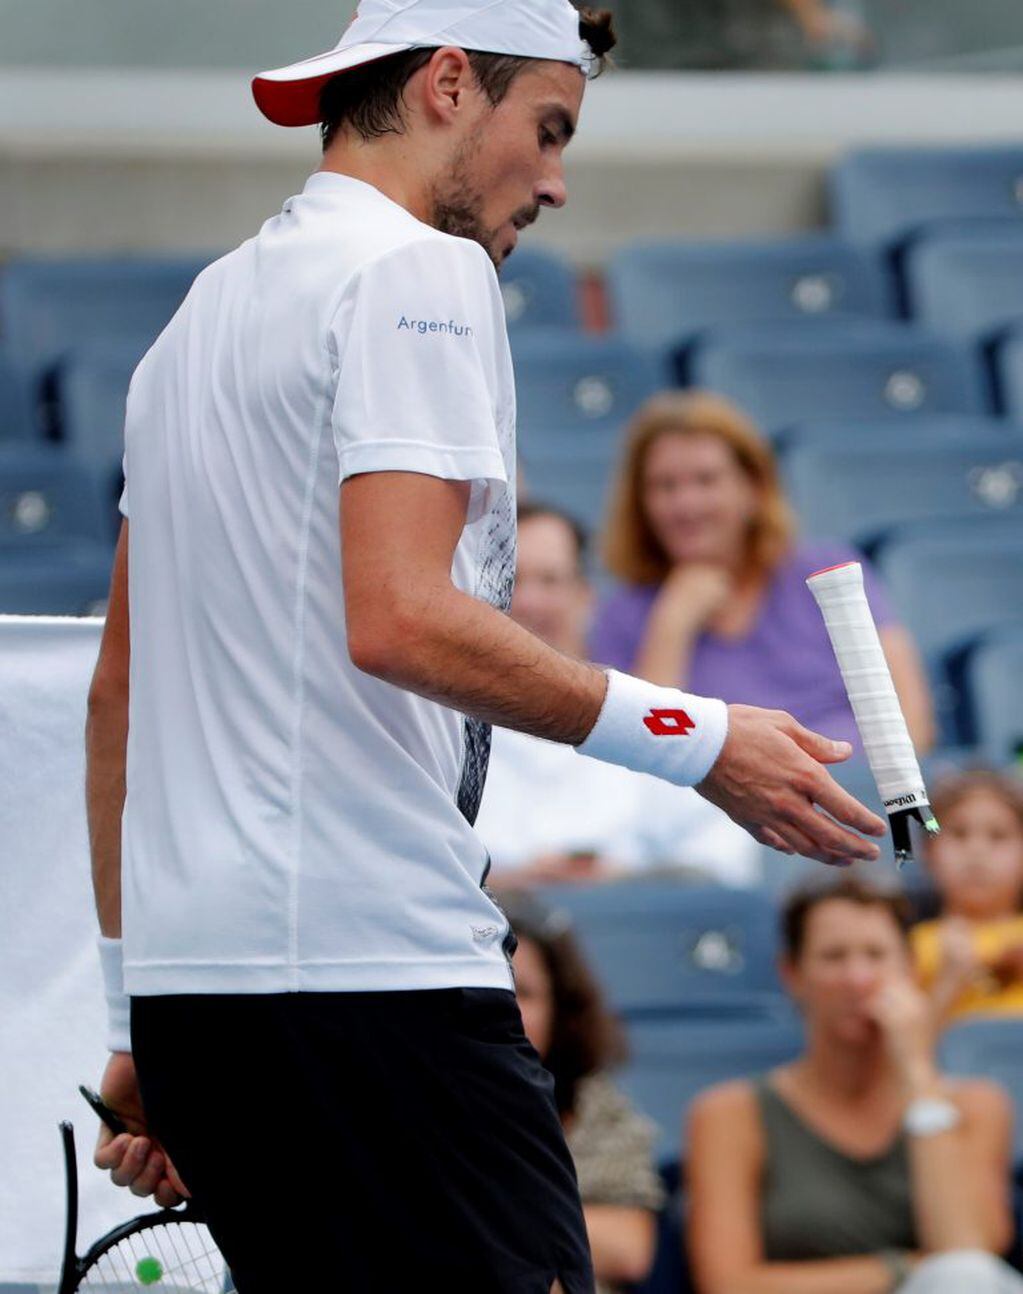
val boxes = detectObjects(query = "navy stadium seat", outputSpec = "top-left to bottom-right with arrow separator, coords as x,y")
0,348 -> 33,441
537,882 -> 785,1017
904,230 -> 1023,344
783,434 -> 1023,548
0,255 -> 208,382
497,246 -> 579,330
519,428 -> 619,530
618,1012 -> 804,1165
995,325 -> 1023,420
54,340 -> 137,519
0,445 -> 111,547
964,628 -> 1023,761
830,146 -> 1023,252
878,530 -> 1023,663
0,541 -> 112,615
939,1020 -> 1023,1166
689,322 -> 986,435
606,234 -> 891,351
512,332 -> 671,450
782,414 -> 1023,453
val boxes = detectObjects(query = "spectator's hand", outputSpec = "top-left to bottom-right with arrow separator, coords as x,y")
658,564 -> 733,633
937,917 -> 985,992
798,4 -> 873,53
865,975 -> 939,1095
697,705 -> 886,866
93,1051 -> 189,1207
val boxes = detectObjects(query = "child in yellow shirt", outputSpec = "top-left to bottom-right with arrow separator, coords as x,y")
912,770 -> 1023,1025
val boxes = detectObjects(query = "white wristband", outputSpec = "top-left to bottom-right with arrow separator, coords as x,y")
576,669 -> 729,788
98,936 -> 132,1053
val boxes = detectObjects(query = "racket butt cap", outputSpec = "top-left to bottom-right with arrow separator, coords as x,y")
889,803 -> 940,867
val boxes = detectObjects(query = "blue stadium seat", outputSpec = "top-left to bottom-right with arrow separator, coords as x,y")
0,540 -> 113,614
618,1012 -> 804,1164
0,445 -> 111,546
0,348 -> 33,441
939,1020 -> 1023,1165
783,434 -> 1023,548
606,234 -> 891,351
54,340 -> 137,514
689,322 -> 986,435
0,255 -> 208,381
964,628 -> 1023,761
512,333 -> 671,449
497,246 -> 579,330
537,883 -> 785,1017
783,414 -> 1023,453
519,429 -> 619,530
829,146 -> 1023,252
904,230 -> 1023,343
995,325 -> 1023,420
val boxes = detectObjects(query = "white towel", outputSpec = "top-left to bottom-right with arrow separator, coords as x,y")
0,616 -> 139,1285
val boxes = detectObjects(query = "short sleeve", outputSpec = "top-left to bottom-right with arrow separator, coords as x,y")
329,237 -> 509,522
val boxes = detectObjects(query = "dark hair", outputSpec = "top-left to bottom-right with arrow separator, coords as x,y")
781,874 -> 912,963
517,499 -> 589,571
501,890 -> 626,1117
319,6 -> 616,148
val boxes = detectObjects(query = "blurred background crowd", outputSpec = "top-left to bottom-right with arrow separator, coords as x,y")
3,2 -> 1023,1291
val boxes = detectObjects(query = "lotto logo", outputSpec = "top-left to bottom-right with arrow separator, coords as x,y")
643,708 -> 695,736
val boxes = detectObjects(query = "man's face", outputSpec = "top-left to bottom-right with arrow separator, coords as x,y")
429,60 -> 584,269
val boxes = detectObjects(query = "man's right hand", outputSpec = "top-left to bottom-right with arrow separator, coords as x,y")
697,704 -> 887,866
93,1051 -> 189,1208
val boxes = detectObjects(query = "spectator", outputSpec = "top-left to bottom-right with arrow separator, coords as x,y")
503,891 -> 665,1294
687,874 -> 1019,1294
475,501 -> 761,885
590,391 -> 935,753
913,770 -> 1023,1026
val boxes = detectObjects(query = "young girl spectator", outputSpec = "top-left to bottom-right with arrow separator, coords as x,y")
590,391 -> 934,753
913,770 -> 1023,1025
687,875 -> 1018,1294
503,892 -> 665,1294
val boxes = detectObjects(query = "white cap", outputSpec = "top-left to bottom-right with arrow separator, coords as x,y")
253,0 -> 591,128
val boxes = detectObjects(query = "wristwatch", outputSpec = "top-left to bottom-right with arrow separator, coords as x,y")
879,1249 -> 913,1290
903,1095 -> 961,1137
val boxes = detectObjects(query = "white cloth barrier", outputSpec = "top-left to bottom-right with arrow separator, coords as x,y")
0,616 -> 132,1286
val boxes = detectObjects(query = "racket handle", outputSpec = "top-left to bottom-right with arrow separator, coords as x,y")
806,561 -> 938,862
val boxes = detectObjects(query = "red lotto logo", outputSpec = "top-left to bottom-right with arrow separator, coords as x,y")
643,708 -> 695,737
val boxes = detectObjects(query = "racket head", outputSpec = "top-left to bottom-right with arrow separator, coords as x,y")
57,1121 -> 234,1292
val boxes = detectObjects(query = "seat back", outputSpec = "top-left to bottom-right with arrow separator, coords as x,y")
829,146 -> 1023,251
690,322 -> 986,435
965,628 -> 1023,761
904,230 -> 1023,342
606,235 -> 891,350
498,247 -> 580,330
0,445 -> 111,546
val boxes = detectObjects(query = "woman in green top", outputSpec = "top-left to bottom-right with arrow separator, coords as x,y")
687,875 -> 1021,1294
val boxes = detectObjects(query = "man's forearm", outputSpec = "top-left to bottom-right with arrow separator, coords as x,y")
86,692 -> 128,937
354,580 -> 606,744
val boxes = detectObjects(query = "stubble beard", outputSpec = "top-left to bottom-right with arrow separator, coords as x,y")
429,134 -> 504,271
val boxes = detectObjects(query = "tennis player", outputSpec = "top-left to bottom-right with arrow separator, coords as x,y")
85,2 -> 886,1290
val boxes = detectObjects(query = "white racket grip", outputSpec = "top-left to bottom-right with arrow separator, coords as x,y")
806,562 -> 927,811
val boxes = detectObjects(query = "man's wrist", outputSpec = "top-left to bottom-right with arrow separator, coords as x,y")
575,669 -> 728,788
98,936 -> 131,1053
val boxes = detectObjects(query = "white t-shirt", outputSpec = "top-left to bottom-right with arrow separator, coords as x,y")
119,172 -> 517,995
476,727 -> 761,885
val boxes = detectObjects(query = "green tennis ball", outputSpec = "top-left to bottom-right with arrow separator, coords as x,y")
135,1255 -> 164,1285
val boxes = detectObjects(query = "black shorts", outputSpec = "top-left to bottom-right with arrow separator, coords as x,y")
131,989 -> 594,1294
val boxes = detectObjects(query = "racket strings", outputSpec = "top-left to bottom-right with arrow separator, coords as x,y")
78,1219 -> 233,1291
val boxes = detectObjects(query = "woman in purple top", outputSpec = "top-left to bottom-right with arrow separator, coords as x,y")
590,391 -> 935,753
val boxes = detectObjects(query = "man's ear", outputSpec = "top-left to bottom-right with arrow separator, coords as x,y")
417,45 -> 476,124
